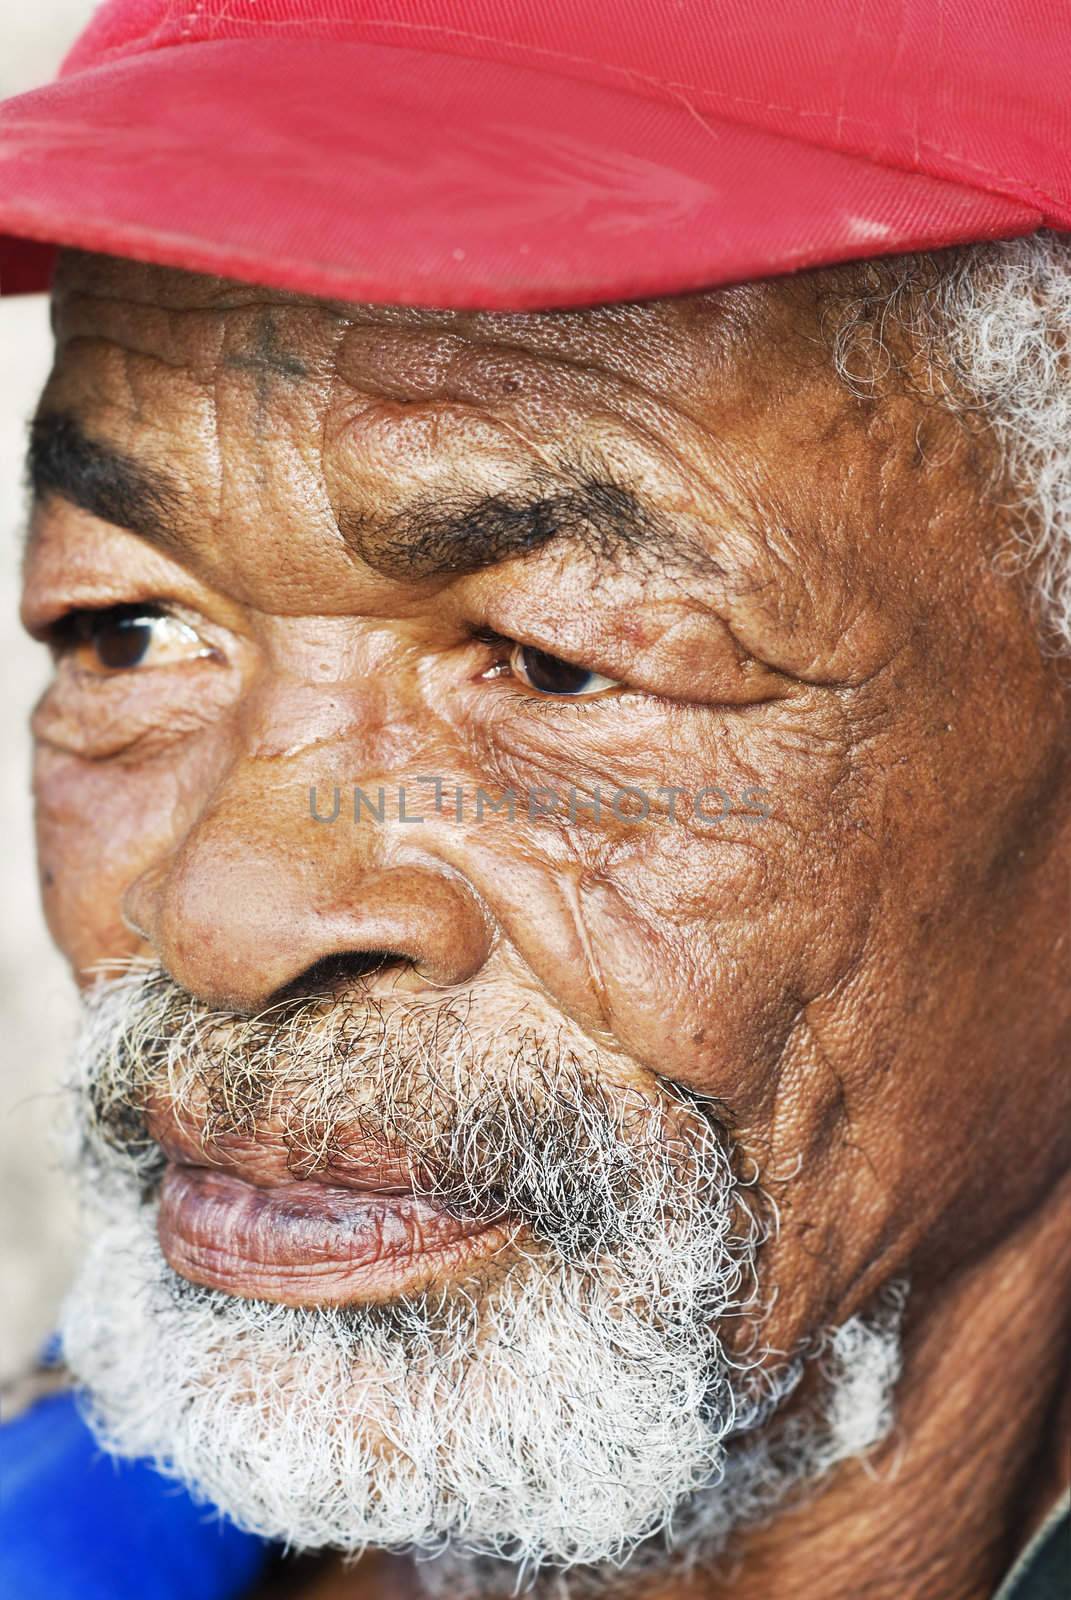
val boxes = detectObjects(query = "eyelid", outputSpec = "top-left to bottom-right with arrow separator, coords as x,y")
33,593 -> 186,641
472,627 -> 622,680
45,600 -> 161,648
472,616 -> 658,704
511,646 -> 621,698
472,625 -> 615,681
47,603 -> 222,681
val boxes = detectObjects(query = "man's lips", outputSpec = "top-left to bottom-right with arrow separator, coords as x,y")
149,1106 -> 424,1193
158,1163 -> 513,1307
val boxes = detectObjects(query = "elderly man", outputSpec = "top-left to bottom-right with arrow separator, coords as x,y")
0,4 -> 1068,1599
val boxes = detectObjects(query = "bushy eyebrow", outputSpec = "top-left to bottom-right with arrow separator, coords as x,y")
27,412 -> 184,550
339,469 -> 703,580
27,411 -> 717,582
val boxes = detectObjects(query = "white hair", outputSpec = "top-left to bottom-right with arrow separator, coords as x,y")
60,969 -> 906,1591
62,1179 -> 904,1594
831,230 -> 1071,656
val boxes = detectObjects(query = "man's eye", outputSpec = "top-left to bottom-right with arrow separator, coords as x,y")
509,643 -> 620,698
54,605 -> 213,673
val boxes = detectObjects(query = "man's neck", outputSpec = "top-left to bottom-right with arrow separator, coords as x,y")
277,1172 -> 1071,1600
668,1170 -> 1071,1600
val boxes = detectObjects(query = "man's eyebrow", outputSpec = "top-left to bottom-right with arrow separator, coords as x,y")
339,470 -> 719,581
27,412 -> 183,548
27,413 -> 720,583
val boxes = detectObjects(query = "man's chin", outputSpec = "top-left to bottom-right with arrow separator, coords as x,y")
59,1169 -> 906,1587
59,1170 -> 754,1570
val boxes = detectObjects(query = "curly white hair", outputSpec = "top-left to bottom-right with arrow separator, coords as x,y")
832,231 -> 1071,656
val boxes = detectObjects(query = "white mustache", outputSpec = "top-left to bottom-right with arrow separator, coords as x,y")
62,963 -> 907,1578
75,962 -> 739,1263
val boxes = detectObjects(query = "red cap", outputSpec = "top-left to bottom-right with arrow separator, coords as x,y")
0,0 -> 1067,310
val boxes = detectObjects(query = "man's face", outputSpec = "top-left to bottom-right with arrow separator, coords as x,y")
20,250 -> 1071,1576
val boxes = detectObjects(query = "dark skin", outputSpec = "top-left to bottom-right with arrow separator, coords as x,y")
20,250 -> 1071,1599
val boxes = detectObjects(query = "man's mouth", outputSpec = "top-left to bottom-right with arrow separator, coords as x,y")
155,1135 -> 514,1307
158,1164 -> 513,1306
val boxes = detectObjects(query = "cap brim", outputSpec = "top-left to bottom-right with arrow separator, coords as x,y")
0,39 -> 1045,309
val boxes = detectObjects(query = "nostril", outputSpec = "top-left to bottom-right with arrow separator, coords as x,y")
273,949 -> 410,1004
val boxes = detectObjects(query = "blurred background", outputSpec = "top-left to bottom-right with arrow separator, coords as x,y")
0,2 -> 99,1381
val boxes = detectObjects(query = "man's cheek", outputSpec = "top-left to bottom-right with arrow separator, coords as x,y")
34,748 -> 187,977
560,861 -> 793,1109
450,828 -> 807,1112
573,816 -> 875,1111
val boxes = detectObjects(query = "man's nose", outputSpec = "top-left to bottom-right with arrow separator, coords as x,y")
122,768 -> 493,1013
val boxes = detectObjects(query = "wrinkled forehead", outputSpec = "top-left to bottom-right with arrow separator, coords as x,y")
47,247 -> 841,399
37,246 -> 1003,674
39,249 -> 896,601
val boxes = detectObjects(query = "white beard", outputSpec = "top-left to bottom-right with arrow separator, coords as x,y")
59,970 -> 907,1590
62,1170 -> 905,1591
